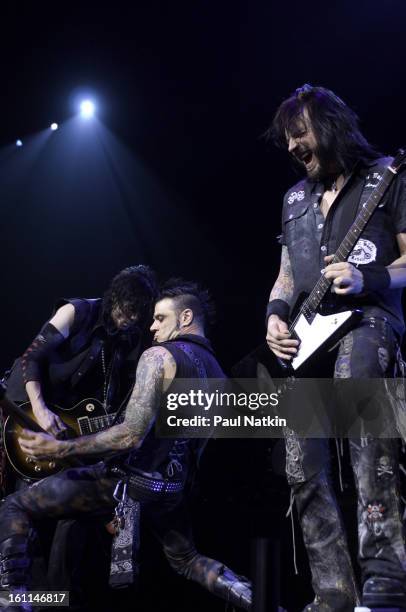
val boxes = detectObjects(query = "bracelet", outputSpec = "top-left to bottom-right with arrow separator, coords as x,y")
265,299 -> 290,326
361,265 -> 391,293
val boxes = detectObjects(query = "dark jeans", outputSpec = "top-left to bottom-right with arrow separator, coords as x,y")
285,318 -> 406,596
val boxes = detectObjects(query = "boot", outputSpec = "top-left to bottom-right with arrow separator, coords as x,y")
212,565 -> 252,610
350,438 -> 406,608
363,576 -> 406,608
0,587 -> 33,612
294,470 -> 359,612
0,536 -> 32,612
301,591 -> 354,612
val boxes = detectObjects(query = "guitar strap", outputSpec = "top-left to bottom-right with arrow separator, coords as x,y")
103,347 -> 123,412
333,164 -> 368,248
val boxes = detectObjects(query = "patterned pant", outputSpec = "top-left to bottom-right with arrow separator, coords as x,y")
0,462 -> 246,602
285,318 -> 406,603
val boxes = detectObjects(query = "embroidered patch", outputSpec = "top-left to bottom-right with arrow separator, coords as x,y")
367,502 -> 385,524
348,238 -> 377,265
365,172 -> 382,189
287,190 -> 305,205
376,455 -> 393,478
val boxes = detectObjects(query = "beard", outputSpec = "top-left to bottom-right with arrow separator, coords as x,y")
307,146 -> 341,183
292,143 -> 340,184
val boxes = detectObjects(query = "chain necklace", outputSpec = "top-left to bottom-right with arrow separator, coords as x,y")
101,346 -> 114,410
331,174 -> 344,193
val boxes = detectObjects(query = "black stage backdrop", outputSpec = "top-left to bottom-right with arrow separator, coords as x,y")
0,2 -> 404,610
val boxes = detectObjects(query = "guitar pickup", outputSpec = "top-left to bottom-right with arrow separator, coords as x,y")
77,416 -> 91,435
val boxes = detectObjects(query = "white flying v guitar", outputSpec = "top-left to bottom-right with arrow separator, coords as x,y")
284,148 -> 406,372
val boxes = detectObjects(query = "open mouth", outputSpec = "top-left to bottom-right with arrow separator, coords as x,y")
297,150 -> 313,166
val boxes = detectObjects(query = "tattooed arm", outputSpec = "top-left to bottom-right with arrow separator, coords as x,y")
18,346 -> 177,459
268,245 -> 294,304
266,246 -> 299,360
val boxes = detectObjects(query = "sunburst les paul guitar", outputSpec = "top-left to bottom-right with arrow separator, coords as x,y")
0,383 -> 117,480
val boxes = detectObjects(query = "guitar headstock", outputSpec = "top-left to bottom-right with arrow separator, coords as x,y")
391,148 -> 406,174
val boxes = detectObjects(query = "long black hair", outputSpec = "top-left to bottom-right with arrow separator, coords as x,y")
102,264 -> 158,334
270,84 -> 381,174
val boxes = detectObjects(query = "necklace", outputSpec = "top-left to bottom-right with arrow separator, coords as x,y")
331,174 -> 345,193
101,346 -> 114,410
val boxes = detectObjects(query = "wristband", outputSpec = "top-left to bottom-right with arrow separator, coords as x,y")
361,265 -> 391,293
265,299 -> 290,326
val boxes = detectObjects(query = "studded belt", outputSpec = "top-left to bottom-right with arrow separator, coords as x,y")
127,473 -> 184,496
107,465 -> 184,501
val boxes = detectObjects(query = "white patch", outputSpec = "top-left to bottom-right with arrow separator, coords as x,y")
348,238 -> 377,265
364,172 -> 382,190
287,190 -> 305,205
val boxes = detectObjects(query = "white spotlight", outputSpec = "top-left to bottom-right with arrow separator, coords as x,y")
50,122 -> 58,131
80,99 -> 95,119
16,139 -> 23,147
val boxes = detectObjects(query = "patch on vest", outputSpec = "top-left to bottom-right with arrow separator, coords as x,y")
365,172 -> 383,189
348,238 -> 377,265
287,190 -> 305,205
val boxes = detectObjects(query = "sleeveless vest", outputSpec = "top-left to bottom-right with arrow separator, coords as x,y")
125,334 -> 225,480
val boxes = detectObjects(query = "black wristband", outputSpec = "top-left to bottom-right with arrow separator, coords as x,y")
361,265 -> 391,293
265,299 -> 290,326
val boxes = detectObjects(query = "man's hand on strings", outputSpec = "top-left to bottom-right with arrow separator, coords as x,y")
18,429 -> 65,459
322,255 -> 364,295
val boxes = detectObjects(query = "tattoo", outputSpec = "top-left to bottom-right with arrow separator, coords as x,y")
269,246 -> 294,304
61,347 -> 171,458
123,348 -> 166,437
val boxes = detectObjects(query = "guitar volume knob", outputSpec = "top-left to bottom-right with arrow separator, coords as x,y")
48,461 -> 56,469
34,465 -> 42,472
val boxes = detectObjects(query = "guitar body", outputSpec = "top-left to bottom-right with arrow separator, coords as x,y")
290,308 -> 363,371
4,398 -> 112,480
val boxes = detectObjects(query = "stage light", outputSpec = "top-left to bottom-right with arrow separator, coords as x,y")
16,139 -> 23,147
80,99 -> 95,119
50,123 -> 58,131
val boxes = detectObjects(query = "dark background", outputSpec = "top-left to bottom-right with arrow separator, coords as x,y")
0,1 -> 405,610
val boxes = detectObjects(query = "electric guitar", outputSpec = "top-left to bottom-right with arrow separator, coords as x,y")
284,149 -> 406,373
0,387 -> 117,480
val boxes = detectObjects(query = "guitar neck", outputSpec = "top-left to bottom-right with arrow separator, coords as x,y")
292,164 -> 397,327
0,393 -> 46,433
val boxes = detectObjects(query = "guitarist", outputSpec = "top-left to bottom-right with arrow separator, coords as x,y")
4,264 -> 158,437
266,85 -> 406,611
1,264 -> 158,605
